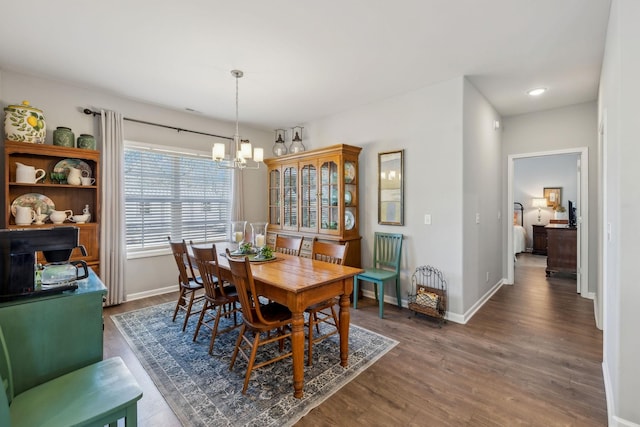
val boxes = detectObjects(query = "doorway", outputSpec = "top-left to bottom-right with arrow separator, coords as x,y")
506,147 -> 589,297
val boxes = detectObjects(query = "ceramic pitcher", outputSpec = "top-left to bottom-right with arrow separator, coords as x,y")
15,162 -> 46,184
66,167 -> 83,186
15,205 -> 36,225
49,209 -> 73,224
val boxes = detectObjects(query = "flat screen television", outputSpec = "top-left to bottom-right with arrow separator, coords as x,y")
568,200 -> 577,227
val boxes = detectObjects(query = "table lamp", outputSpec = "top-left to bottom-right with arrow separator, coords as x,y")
532,198 -> 547,223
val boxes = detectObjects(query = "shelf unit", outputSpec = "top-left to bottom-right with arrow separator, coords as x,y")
264,144 -> 362,267
4,140 -> 101,276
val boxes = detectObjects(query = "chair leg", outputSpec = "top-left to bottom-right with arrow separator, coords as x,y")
172,287 -> 186,322
229,325 -> 246,370
377,281 -> 384,318
182,290 -> 196,331
243,333 -> 261,394
192,300 -> 209,342
208,307 -> 223,355
307,316 -> 315,366
395,277 -> 402,308
353,276 -> 359,309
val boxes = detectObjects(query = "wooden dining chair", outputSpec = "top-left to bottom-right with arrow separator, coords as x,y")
168,237 -> 205,331
274,234 -> 303,256
305,240 -> 349,365
225,249 -> 293,394
353,232 -> 403,318
190,243 -> 241,355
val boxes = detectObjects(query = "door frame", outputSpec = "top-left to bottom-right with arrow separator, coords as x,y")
506,147 -> 589,298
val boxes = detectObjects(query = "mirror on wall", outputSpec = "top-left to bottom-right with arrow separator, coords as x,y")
378,150 -> 404,226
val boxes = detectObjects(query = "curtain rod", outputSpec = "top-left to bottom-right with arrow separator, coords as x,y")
82,108 -> 233,141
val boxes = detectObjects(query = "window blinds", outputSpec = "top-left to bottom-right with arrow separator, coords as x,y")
124,143 -> 232,253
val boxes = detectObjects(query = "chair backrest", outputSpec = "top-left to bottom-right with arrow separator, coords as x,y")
373,232 -> 403,272
190,243 -> 226,299
167,237 -> 200,286
311,240 -> 349,265
225,249 -> 279,328
274,235 -> 303,256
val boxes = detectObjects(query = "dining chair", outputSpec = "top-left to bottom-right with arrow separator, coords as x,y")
168,237 -> 205,331
274,234 -> 303,256
353,232 -> 403,318
226,249 -> 293,394
190,243 -> 241,355
305,240 -> 349,365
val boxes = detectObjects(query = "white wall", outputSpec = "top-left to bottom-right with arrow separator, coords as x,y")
514,154 -> 579,248
462,79 -> 503,312
502,102 -> 598,293
599,0 -> 640,424
0,70 -> 271,297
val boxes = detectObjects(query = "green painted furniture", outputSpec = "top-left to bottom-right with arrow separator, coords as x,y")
353,232 -> 403,318
0,326 -> 142,426
0,271 -> 106,396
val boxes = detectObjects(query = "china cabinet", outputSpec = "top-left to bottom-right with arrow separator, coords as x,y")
264,144 -> 362,267
3,140 -> 101,276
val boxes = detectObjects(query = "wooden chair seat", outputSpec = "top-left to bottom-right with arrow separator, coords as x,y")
0,326 -> 142,427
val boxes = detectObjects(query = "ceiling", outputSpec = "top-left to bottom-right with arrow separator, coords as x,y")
0,0 -> 611,129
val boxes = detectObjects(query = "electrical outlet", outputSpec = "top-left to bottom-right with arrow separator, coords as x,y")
424,214 -> 431,225
486,272 -> 489,282
476,213 -> 480,224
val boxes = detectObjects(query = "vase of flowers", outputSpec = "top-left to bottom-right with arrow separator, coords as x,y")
554,205 -> 568,220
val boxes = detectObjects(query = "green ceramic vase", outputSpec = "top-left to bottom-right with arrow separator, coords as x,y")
53,127 -> 75,147
77,134 -> 96,150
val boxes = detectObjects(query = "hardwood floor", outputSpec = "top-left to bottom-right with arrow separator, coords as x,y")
103,253 -> 606,426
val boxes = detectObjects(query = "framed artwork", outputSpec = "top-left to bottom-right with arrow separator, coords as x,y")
378,150 -> 404,225
543,187 -> 562,209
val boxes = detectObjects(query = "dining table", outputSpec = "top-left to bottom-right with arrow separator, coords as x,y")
200,242 -> 364,399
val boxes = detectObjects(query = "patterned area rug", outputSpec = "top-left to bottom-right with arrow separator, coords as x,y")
112,302 -> 397,426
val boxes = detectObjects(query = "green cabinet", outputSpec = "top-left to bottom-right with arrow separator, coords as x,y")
0,271 -> 106,395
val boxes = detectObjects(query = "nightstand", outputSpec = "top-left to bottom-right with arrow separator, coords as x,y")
532,224 -> 548,255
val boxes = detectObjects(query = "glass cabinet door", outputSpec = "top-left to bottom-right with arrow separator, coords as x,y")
300,162 -> 318,232
319,160 -> 339,233
282,165 -> 298,229
268,168 -> 281,228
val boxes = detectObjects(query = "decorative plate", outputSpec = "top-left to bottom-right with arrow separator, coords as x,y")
345,190 -> 352,205
228,248 -> 258,257
249,254 -> 277,263
344,162 -> 356,183
11,193 -> 55,216
345,210 -> 355,230
53,158 -> 92,177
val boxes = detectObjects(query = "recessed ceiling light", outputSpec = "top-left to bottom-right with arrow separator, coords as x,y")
527,87 -> 547,96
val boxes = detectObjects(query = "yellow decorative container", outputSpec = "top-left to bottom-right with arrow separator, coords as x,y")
4,100 -> 46,143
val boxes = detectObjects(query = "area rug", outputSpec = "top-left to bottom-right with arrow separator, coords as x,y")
112,302 -> 398,426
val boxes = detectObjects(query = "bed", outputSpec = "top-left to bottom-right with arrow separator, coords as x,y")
513,202 -> 527,255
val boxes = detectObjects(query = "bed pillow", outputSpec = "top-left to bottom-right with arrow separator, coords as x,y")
513,212 -> 518,225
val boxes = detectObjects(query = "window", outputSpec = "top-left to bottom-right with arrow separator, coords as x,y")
124,141 -> 232,255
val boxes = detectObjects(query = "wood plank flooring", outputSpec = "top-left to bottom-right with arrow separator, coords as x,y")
103,253 -> 606,426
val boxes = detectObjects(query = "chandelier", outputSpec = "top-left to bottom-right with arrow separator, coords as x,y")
212,70 -> 264,169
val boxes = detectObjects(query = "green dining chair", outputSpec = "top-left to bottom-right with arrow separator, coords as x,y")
353,232 -> 403,318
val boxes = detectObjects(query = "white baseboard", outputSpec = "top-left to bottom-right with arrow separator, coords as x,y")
126,285 -> 175,302
360,279 -> 504,325
603,360 -> 640,427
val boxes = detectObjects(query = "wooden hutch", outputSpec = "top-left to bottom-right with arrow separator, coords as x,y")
264,144 -> 362,267
4,140 -> 101,276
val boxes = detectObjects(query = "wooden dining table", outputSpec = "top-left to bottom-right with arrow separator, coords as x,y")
202,243 -> 364,399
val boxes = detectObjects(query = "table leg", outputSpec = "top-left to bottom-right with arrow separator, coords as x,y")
291,311 -> 305,398
339,294 -> 351,367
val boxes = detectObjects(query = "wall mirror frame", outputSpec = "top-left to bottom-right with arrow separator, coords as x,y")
378,149 -> 404,225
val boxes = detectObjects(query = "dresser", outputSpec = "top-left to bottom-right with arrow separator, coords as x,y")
545,225 -> 577,276
531,224 -> 548,255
